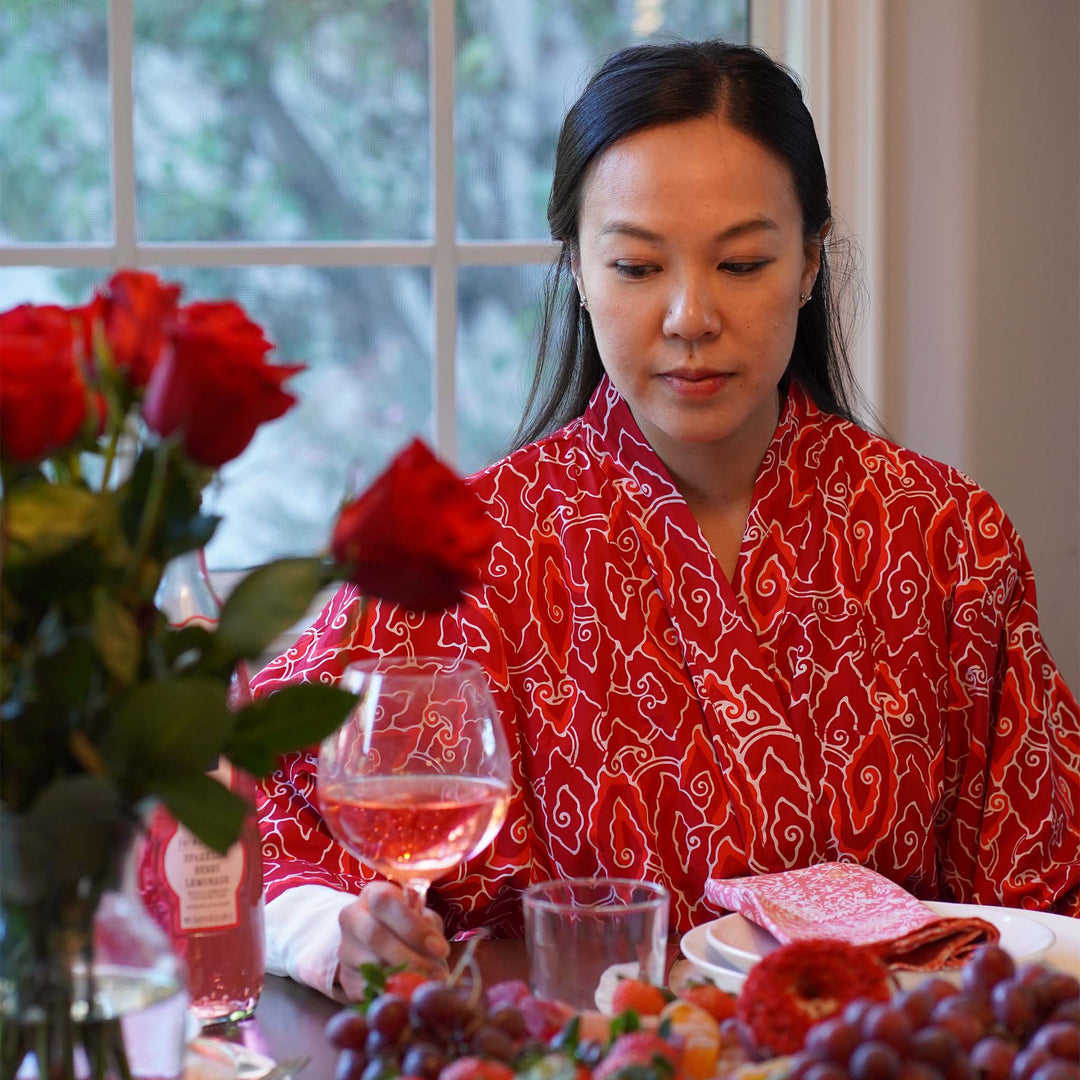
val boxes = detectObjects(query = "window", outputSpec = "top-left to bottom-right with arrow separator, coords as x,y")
1,1 -> 753,568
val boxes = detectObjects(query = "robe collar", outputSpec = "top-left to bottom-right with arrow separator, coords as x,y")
580,376 -> 822,873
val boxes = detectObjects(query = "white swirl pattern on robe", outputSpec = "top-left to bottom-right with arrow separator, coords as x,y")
254,379 -> 1080,934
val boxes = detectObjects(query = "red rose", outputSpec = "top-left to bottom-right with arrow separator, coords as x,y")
96,270 -> 182,387
331,439 -> 496,612
143,300 -> 305,467
0,304 -> 89,462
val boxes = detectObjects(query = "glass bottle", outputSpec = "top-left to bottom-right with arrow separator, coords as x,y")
139,550 -> 267,1024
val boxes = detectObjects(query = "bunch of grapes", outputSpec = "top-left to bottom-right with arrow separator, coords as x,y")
789,947 -> 1079,1080
325,978 -> 571,1080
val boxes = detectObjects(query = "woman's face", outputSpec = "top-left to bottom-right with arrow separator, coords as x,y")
573,114 -> 823,466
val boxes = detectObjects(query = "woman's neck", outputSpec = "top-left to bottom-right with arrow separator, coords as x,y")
641,389 -> 781,513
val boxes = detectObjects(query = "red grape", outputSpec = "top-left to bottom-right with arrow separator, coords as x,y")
336,1050 -> 368,1080
911,1026 -> 963,1071
969,1036 -> 1017,1080
933,996 -> 992,1051
487,1007 -> 526,1040
1010,1047 -> 1052,1080
366,1029 -> 401,1059
327,1009 -> 371,1050
1035,973 -> 1079,1010
1049,999 -> 1079,1026
469,1025 -> 516,1063
963,948 -> 1016,998
369,994 -> 411,1040
863,1004 -> 915,1054
899,1063 -> 946,1080
897,988 -> 939,1029
1028,1064 -> 1080,1080
402,1042 -> 448,1080
411,983 -> 470,1037
846,1000 -> 878,1029
806,1017 -> 863,1065
992,981 -> 1038,1039
924,980 -> 962,1006
803,1063 -> 849,1080
1028,1021 -> 1080,1061
851,1041 -> 903,1080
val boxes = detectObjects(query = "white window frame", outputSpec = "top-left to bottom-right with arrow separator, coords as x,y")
751,0 -> 885,415
1,0 -> 883,449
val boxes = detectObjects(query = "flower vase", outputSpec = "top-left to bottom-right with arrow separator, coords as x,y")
0,802 -> 187,1080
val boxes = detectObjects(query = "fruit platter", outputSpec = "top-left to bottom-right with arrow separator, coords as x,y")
321,941 -> 1080,1080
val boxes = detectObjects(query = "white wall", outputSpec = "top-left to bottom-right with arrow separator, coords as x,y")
882,0 -> 1079,691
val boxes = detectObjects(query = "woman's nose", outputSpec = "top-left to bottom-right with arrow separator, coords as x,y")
662,277 -> 721,341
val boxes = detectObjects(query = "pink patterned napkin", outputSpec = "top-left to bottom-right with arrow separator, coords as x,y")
704,862 -> 999,971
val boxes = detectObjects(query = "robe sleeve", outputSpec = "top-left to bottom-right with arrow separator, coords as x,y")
936,492 -> 1080,914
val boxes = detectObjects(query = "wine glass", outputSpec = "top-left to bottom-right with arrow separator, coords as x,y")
316,656 -> 513,912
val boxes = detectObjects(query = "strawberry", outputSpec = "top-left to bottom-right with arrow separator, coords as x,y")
385,970 -> 429,1001
439,1058 -> 517,1080
521,994 -> 575,1039
611,978 -> 668,1017
486,979 -> 532,1011
676,983 -> 736,1023
594,1032 -> 680,1080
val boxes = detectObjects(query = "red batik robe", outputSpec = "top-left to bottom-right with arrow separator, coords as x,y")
254,378 -> 1080,938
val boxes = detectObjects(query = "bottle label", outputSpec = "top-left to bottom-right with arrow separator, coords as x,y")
161,760 -> 246,931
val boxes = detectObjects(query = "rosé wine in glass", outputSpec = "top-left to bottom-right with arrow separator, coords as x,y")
320,774 -> 510,883
317,657 -> 512,911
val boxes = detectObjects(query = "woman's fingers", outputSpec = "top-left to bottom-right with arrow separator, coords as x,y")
335,884 -> 450,1001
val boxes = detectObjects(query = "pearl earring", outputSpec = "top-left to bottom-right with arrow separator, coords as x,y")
799,292 -> 811,303
579,294 -> 588,310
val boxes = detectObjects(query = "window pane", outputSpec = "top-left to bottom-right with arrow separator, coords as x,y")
457,264 -> 546,475
134,1 -> 430,242
149,267 -> 433,569
455,0 -> 750,241
0,0 -> 111,242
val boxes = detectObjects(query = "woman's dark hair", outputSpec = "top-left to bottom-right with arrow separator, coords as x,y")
513,39 -> 861,448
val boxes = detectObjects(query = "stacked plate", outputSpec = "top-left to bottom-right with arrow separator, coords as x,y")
680,901 -> 1057,992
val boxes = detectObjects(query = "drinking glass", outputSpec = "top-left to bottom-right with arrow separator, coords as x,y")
316,656 -> 512,911
523,878 -> 670,1010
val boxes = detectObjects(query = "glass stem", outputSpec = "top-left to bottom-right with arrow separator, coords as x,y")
402,878 -> 431,913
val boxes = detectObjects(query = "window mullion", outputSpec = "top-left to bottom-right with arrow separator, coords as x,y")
431,0 -> 457,465
108,0 -> 137,267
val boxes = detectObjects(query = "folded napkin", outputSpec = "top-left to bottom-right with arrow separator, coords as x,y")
705,862 -> 999,971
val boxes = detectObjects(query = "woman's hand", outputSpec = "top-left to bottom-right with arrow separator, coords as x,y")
336,882 -> 450,1001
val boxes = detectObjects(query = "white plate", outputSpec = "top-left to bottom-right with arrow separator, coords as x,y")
701,901 -> 1055,980
679,922 -> 750,993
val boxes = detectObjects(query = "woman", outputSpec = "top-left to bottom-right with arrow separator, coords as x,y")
253,40 -> 1079,1001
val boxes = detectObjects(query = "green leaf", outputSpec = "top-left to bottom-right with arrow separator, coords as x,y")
146,772 -> 250,854
1,776 -> 128,902
214,558 -> 332,663
608,1010 -> 642,1039
5,481 -> 104,562
91,588 -> 141,684
107,676 -> 234,775
224,682 -> 356,776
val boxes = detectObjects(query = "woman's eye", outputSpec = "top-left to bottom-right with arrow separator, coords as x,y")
613,262 -> 657,279
721,261 -> 768,275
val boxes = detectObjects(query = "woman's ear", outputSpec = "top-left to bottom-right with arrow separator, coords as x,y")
802,219 -> 831,296
570,247 -> 583,297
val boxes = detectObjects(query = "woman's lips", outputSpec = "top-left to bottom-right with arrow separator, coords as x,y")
659,370 -> 734,397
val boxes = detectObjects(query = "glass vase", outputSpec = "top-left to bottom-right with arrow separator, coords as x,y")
0,809 -> 187,1080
